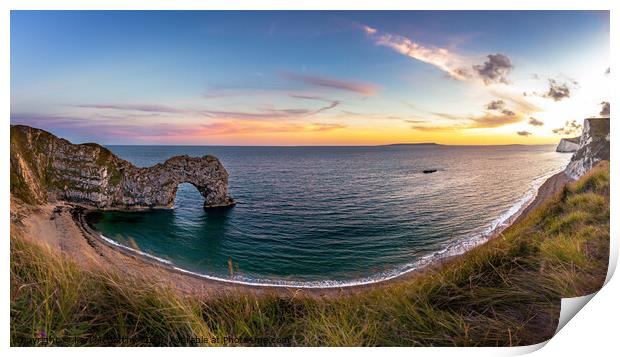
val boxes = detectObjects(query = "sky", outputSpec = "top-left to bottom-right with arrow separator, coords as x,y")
10,11 -> 610,145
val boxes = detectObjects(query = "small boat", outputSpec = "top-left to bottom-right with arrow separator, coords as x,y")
422,169 -> 438,174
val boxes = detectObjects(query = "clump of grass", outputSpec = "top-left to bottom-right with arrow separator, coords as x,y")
10,237 -> 215,346
11,161 -> 610,346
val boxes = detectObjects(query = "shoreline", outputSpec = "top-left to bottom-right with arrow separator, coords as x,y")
75,169 -> 571,293
12,168 -> 572,297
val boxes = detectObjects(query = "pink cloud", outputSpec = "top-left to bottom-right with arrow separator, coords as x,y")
280,72 -> 378,96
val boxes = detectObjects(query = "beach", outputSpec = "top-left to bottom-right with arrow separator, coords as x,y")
10,168 -> 573,298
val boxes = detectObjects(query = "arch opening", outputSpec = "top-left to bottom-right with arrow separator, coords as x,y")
173,182 -> 204,211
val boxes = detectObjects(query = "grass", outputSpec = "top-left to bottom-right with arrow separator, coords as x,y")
10,161 -> 610,346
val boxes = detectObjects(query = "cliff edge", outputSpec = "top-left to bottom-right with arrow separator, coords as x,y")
564,118 -> 610,179
10,125 -> 234,209
555,137 -> 580,153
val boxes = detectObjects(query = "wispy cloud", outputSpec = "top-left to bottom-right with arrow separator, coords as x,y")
280,71 -> 379,96
11,112 -> 346,142
467,111 -> 523,128
517,131 -> 532,136
488,88 -> 542,113
409,124 -> 460,132
198,120 -> 346,135
401,102 -> 463,121
11,112 -> 197,141
361,25 -> 515,87
361,25 -> 469,81
288,93 -> 341,114
199,102 -> 340,119
75,103 -> 185,113
75,97 -> 341,122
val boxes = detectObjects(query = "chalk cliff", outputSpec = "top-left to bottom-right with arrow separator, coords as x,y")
564,118 -> 610,179
555,137 -> 580,153
10,125 -> 234,209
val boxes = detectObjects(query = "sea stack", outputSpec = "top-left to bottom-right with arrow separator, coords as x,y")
10,125 -> 235,210
555,137 -> 580,152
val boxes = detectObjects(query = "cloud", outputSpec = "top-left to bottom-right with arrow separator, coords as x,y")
77,98 -> 341,122
10,112 -> 198,141
280,72 -> 378,96
314,101 -> 341,114
289,94 -> 325,100
410,124 -> 457,132
359,25 -> 551,126
404,119 -> 428,124
406,98 -> 524,131
517,131 -> 532,136
543,79 -> 572,102
473,54 -> 514,85
485,100 -> 505,111
288,94 -> 341,115
199,120 -> 346,135
11,112 -> 346,143
528,117 -> 544,126
600,101 -> 610,117
200,101 -> 340,119
75,103 -> 184,113
465,99 -> 523,128
200,108 -> 309,119
365,26 -> 516,86
552,120 -> 582,136
362,25 -> 470,81
468,112 -> 523,128
488,88 -> 542,113
360,25 -> 377,35
429,112 -> 463,120
605,67 -> 610,75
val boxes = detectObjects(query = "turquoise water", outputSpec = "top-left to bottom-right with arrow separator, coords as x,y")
88,145 -> 570,287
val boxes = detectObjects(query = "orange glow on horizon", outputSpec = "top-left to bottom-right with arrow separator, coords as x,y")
150,125 -> 564,146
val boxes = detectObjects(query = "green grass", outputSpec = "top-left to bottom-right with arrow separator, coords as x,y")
10,162 -> 610,346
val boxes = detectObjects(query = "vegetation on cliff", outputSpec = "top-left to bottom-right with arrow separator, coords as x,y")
10,161 -> 609,346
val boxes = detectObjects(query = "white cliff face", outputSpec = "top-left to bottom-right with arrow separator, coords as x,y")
556,137 -> 580,153
564,118 -> 610,180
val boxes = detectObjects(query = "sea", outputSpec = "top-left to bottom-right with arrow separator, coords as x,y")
87,144 -> 571,287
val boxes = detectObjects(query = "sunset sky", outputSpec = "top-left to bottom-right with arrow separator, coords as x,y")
11,11 -> 610,145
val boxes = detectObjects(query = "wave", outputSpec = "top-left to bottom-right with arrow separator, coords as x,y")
95,168 -> 561,289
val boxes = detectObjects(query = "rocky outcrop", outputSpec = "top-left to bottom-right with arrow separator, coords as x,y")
555,137 -> 580,153
564,118 -> 610,179
10,125 -> 234,209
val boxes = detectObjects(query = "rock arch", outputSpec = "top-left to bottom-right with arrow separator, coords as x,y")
10,125 -> 235,210
125,155 -> 235,209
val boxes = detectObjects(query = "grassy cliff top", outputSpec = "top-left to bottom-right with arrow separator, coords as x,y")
11,162 -> 609,346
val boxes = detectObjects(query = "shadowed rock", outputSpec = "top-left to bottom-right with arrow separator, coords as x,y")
10,125 -> 234,209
